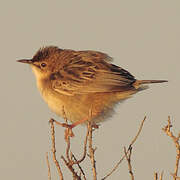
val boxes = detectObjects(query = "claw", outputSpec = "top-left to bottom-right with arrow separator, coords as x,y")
61,123 -> 75,141
92,123 -> 100,129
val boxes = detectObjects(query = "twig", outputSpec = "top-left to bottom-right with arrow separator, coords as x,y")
88,122 -> 97,180
102,116 -> 146,180
49,115 -> 82,179
62,122 -> 89,165
74,125 -> 89,164
124,147 -> 134,180
51,110 -> 89,180
65,135 -> 71,163
72,154 -> 87,180
49,119 -> 64,180
62,107 -> 88,165
50,119 -> 74,139
129,116 -> 146,147
154,172 -> 158,180
171,173 -> 180,180
61,155 -> 81,180
154,171 -> 163,180
162,116 -> 180,180
59,110 -> 89,179
46,152 -> 51,180
62,106 -> 68,123
70,124 -> 90,165
61,131 -> 87,180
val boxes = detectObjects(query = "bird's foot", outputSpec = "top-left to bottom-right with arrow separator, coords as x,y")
49,119 -> 75,140
92,123 -> 100,129
61,123 -> 75,140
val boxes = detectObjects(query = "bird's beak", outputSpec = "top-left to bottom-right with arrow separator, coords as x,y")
17,59 -> 34,64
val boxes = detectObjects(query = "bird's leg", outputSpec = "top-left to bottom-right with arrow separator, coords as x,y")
62,119 -> 100,140
92,123 -> 100,129
62,118 -> 99,131
55,106 -> 99,140
52,117 -> 89,140
88,105 -> 100,129
49,119 -> 74,139
62,117 -> 89,140
62,105 -> 100,130
63,117 -> 89,128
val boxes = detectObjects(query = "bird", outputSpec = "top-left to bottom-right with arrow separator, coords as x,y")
17,46 -> 167,130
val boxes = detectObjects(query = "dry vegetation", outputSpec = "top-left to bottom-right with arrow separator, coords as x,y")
46,116 -> 180,180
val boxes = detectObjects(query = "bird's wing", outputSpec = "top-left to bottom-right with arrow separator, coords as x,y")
51,51 -> 136,95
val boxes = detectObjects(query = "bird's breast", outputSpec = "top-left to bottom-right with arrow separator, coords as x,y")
35,77 -> 65,117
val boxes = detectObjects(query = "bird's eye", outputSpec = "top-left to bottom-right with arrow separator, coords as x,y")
41,63 -> 47,68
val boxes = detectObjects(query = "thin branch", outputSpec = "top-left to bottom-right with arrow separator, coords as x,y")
65,135 -> 71,163
60,107 -> 88,165
154,171 -> 163,180
124,147 -> 134,180
102,116 -> 146,180
60,129 -> 88,180
171,173 -> 180,180
58,108 -> 88,179
72,154 -> 87,180
129,116 -> 147,147
70,124 -> 90,165
46,152 -> 51,180
49,119 -> 64,180
162,116 -> 180,180
50,110 -> 89,179
88,122 -> 97,180
62,106 -> 68,123
74,125 -> 89,164
154,172 -> 158,180
61,155 -> 81,180
62,122 -> 89,167
51,119 -> 74,140
56,123 -> 81,179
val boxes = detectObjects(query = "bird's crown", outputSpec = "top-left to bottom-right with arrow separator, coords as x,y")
32,46 -> 62,62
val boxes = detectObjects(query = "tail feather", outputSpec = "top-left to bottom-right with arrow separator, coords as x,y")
133,80 -> 168,89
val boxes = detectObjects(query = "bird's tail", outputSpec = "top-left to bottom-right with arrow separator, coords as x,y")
133,80 -> 168,89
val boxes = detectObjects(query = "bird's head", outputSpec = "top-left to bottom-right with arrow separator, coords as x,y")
17,46 -> 63,80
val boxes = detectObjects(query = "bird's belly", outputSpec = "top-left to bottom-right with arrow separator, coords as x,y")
40,89 -> 106,123
40,88 -> 136,123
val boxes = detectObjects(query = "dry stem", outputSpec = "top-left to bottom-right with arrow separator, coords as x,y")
171,173 -> 180,180
70,125 -> 89,165
124,146 -> 134,180
49,119 -> 64,180
102,116 -> 146,180
154,172 -> 158,180
59,126 -> 87,180
46,152 -> 51,180
60,123 -> 90,179
60,132 -> 81,179
61,155 -> 81,180
49,112 -> 91,180
72,154 -> 87,180
162,116 -> 180,180
154,171 -> 163,180
88,122 -> 97,180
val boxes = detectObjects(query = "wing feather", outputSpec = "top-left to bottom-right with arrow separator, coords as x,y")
51,50 -> 136,95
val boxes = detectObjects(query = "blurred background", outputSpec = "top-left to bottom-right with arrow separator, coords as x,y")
0,0 -> 179,179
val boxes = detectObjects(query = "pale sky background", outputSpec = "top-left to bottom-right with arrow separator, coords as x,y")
1,0 -> 180,179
